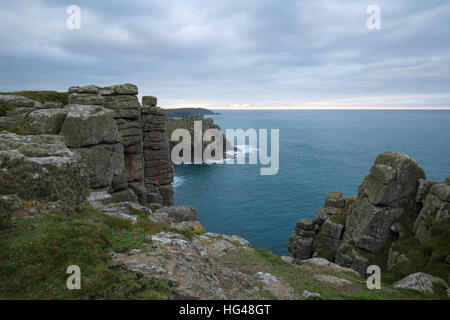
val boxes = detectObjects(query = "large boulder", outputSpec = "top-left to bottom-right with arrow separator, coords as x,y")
75,143 -> 125,190
103,95 -> 141,120
393,272 -> 448,294
68,93 -> 105,106
0,133 -> 89,210
345,197 -> 404,252
0,94 -> 40,108
288,234 -> 314,260
60,105 -> 120,148
154,205 -> 198,223
142,96 -> 157,107
111,83 -> 138,95
20,109 -> 68,134
359,151 -> 425,207
345,152 -> 425,253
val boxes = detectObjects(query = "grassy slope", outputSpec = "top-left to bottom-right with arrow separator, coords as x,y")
0,91 -> 69,105
0,208 -> 174,299
224,248 -> 432,300
0,91 -> 70,134
0,200 -> 445,300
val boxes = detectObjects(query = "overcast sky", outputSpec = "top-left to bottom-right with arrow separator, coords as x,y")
0,0 -> 449,108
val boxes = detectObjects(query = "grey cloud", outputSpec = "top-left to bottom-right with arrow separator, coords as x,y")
0,0 -> 449,107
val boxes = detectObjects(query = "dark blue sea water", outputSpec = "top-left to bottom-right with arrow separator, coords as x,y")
173,110 -> 450,255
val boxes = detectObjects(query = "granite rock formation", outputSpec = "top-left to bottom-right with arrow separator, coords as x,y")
289,151 -> 449,281
0,132 -> 89,212
141,97 -> 174,205
2,84 -> 174,206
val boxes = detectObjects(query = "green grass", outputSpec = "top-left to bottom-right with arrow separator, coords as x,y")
330,213 -> 347,225
147,204 -> 163,212
0,103 -> 16,117
0,210 -> 174,299
351,210 -> 450,286
389,212 -> 450,282
128,207 -> 150,219
0,199 -> 11,229
0,200 -> 447,300
223,248 -> 430,300
0,91 -> 69,105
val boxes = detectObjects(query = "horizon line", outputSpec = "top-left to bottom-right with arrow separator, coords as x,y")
200,106 -> 450,110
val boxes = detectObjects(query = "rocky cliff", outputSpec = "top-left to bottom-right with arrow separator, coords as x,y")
0,84 -> 174,206
0,94 -> 448,299
289,151 -> 450,292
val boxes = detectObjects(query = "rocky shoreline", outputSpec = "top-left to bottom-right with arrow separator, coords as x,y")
288,151 -> 450,295
0,85 -> 448,299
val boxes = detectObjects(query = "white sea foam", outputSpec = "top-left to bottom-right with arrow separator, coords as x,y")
172,176 -> 184,188
232,144 -> 259,155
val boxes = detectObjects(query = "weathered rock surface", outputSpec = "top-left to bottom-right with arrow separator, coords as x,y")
302,258 -> 360,276
0,133 -> 88,211
141,104 -> 174,205
345,197 -> 404,253
288,191 -> 350,262
60,105 -> 119,148
0,94 -> 41,108
359,151 -> 425,207
76,143 -> 125,190
111,229 -> 295,300
393,272 -> 448,294
414,183 -> 450,245
312,275 -> 361,294
344,152 -> 425,254
288,151 -> 450,283
68,93 -> 105,106
154,205 -> 198,223
20,109 -> 68,134
86,191 -> 113,210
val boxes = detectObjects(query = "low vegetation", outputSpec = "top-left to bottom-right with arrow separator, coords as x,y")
0,207 -> 174,299
223,248 -> 429,300
0,199 -> 446,300
0,91 -> 69,105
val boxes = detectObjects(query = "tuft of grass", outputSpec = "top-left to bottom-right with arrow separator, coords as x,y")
0,199 -> 11,229
0,103 -> 16,117
128,208 -> 150,219
147,204 -> 163,212
330,213 -> 347,225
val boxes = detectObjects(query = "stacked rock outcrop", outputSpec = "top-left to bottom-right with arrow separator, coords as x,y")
60,104 -> 127,201
288,192 -> 355,261
141,97 -> 174,205
288,151 -> 449,278
2,84 -> 175,206
102,84 -> 146,204
67,84 -> 146,203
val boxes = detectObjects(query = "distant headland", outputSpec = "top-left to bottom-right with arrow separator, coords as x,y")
164,108 -> 218,118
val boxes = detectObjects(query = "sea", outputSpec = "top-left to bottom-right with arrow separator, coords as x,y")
172,110 -> 450,255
